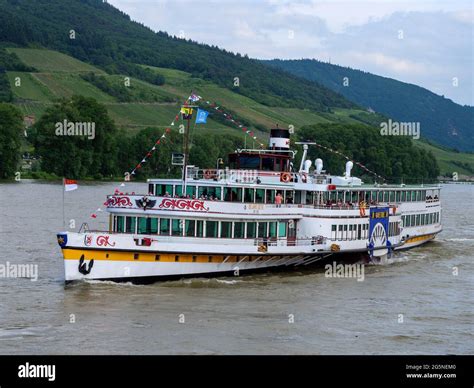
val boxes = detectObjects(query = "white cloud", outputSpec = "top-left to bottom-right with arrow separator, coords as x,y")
107,0 -> 474,105
350,52 -> 427,74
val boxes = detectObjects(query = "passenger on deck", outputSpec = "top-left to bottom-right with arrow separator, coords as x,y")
275,192 -> 283,208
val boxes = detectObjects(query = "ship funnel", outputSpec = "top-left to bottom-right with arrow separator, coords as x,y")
269,128 -> 290,150
345,161 -> 353,178
315,158 -> 323,174
304,159 -> 312,173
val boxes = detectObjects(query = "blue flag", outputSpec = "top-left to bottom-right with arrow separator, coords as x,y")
195,109 -> 209,124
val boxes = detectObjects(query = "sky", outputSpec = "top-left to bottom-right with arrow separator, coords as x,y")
108,0 -> 473,106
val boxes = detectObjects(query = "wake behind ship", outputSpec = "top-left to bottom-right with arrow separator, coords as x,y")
57,105 -> 442,283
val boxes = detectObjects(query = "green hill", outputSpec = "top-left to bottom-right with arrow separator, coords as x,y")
265,59 -> 474,152
0,0 -> 354,113
0,0 -> 468,179
3,47 -> 379,132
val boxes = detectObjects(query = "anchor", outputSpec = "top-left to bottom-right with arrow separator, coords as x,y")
78,255 -> 94,275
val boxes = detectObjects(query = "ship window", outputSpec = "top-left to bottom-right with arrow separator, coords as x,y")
255,189 -> 265,203
157,184 -> 172,196
257,222 -> 268,238
239,155 -> 260,169
234,222 -> 245,238
150,218 -> 158,234
383,191 -> 389,202
246,222 -> 257,238
172,219 -> 182,236
269,222 -> 277,238
395,191 -> 401,202
351,191 -> 358,203
198,186 -> 209,198
125,217 -> 136,233
175,185 -> 183,197
160,218 -> 170,235
416,215 -> 421,226
338,225 -> 343,240
401,191 -> 406,201
262,157 -> 275,171
286,190 -> 294,204
224,187 -> 242,202
278,222 -> 287,238
389,191 -> 395,202
266,190 -> 275,204
155,255 -> 160,261
196,220 -> 204,237
306,191 -> 313,205
175,255 -> 179,262
331,225 -> 337,240
116,216 -> 125,233
378,191 -> 383,202
294,191 -> 302,204
134,253 -> 139,260
349,224 -> 353,240
138,217 -> 148,234
148,183 -> 154,195
244,188 -> 255,202
185,220 -> 195,237
221,221 -> 232,238
411,191 -> 416,201
186,185 -> 196,197
206,221 -> 218,238
207,186 -> 221,200
137,217 -> 157,234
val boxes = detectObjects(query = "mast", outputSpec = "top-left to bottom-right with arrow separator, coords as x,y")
181,103 -> 196,195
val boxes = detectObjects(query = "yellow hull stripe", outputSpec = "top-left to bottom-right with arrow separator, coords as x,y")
62,249 -> 256,264
405,234 -> 435,244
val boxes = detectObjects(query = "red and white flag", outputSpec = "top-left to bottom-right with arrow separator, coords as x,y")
64,178 -> 78,192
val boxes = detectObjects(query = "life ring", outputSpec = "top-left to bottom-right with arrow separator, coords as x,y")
203,169 -> 216,179
280,172 -> 292,183
300,172 -> 308,183
330,243 -> 340,252
359,201 -> 367,217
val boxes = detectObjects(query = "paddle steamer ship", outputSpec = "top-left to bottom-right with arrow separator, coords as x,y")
57,125 -> 442,283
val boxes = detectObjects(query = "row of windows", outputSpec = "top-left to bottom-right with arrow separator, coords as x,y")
331,224 -> 369,241
114,216 -> 290,239
151,183 -> 439,205
388,221 -> 401,237
325,189 -> 439,204
402,212 -> 440,228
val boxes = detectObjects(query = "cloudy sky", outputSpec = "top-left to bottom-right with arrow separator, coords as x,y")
108,0 -> 473,106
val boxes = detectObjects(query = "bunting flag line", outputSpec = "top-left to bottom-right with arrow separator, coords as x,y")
200,100 -> 267,149
312,142 -> 385,182
87,93 -> 195,220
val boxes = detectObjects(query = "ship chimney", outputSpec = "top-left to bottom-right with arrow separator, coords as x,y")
269,127 -> 290,150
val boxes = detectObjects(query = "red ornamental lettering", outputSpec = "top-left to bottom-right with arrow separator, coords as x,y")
107,196 -> 133,207
96,235 -> 116,247
158,198 -> 209,212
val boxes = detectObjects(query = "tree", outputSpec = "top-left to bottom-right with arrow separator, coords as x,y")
32,96 -> 119,179
0,103 -> 23,179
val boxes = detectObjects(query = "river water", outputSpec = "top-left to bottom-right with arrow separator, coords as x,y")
0,181 -> 472,354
